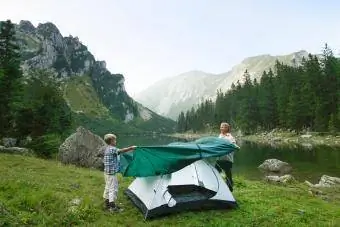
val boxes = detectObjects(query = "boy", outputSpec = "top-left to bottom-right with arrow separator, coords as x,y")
103,133 -> 136,212
215,122 -> 237,192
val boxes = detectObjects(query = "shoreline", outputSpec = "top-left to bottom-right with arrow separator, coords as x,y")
168,130 -> 340,148
166,132 -> 215,140
241,131 -> 340,148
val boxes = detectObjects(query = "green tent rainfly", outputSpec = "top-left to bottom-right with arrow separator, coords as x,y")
119,137 -> 240,177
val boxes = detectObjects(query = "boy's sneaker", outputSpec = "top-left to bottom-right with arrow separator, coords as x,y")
104,199 -> 110,210
108,202 -> 124,213
111,205 -> 124,212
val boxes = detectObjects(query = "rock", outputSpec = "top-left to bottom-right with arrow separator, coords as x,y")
265,174 -> 295,184
308,190 -> 313,196
19,20 -> 36,33
258,159 -> 292,174
68,206 -> 78,213
280,174 -> 295,183
304,180 -> 314,187
70,183 -> 80,190
305,175 -> 340,188
58,126 -> 106,169
301,143 -> 313,150
320,195 -> 330,201
70,198 -> 82,206
0,202 -> 9,216
18,136 -> 32,147
297,209 -> 305,215
272,137 -> 282,142
68,198 -> 82,213
284,138 -> 290,143
264,175 -> 280,182
315,175 -> 340,188
2,138 -> 17,147
0,145 -> 31,155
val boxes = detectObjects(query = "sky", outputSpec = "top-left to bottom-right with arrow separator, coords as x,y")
1,0 -> 340,97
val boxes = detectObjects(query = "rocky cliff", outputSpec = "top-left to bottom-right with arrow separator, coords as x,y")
13,20 -> 174,133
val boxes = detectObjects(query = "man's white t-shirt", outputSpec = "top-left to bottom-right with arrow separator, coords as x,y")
218,133 -> 236,163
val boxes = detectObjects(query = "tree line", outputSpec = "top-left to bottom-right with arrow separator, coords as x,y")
177,44 -> 340,135
0,20 -> 72,157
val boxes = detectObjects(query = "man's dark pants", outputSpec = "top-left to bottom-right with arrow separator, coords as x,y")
215,160 -> 233,192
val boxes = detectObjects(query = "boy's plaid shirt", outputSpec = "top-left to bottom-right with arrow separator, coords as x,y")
103,145 -> 119,174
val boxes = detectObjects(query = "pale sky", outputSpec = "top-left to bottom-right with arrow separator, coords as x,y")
1,0 -> 340,97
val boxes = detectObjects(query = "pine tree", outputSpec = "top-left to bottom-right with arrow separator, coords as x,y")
237,70 -> 258,134
275,62 -> 297,128
258,69 -> 278,129
328,113 -> 337,134
15,69 -> 73,137
177,111 -> 186,132
314,44 -> 339,131
299,54 -> 319,129
215,89 -> 226,123
0,19 -> 23,135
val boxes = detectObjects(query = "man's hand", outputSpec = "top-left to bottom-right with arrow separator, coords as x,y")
130,145 -> 137,150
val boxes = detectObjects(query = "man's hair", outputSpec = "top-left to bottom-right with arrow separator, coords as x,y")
220,122 -> 231,133
104,133 -> 117,145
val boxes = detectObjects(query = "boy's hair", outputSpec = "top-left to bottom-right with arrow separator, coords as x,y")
104,133 -> 117,145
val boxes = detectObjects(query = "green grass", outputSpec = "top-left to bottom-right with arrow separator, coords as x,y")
63,75 -> 110,117
1,154 -> 339,226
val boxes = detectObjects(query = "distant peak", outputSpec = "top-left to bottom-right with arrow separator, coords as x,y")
292,50 -> 309,57
242,50 -> 309,63
18,20 -> 35,33
36,22 -> 61,37
178,70 -> 213,77
295,49 -> 308,54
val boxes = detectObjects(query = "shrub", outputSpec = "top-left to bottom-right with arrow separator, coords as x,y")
29,134 -> 62,159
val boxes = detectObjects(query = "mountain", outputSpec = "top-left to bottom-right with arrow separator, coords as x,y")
134,50 -> 310,120
133,70 -> 221,120
13,20 -> 175,134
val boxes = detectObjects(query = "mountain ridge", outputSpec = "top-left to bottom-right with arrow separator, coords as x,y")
11,20 -> 175,134
135,50 -> 310,119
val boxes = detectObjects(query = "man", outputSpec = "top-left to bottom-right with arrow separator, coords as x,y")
215,122 -> 236,192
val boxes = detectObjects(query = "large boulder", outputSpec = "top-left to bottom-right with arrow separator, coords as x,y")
258,159 -> 292,174
58,126 -> 106,169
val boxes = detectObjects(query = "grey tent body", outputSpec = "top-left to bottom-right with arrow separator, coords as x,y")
125,160 -> 237,220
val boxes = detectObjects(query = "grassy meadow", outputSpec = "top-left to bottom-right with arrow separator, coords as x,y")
0,153 -> 339,227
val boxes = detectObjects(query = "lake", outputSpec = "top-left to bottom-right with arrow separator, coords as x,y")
118,135 -> 340,184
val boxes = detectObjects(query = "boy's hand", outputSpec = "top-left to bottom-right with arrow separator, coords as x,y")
131,145 -> 137,150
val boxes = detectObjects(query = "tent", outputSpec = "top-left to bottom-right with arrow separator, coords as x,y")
120,137 -> 239,177
125,159 -> 237,220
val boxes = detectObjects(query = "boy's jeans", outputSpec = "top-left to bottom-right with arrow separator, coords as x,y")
103,174 -> 118,202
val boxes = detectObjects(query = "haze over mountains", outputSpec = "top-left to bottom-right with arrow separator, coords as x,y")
134,50 -> 310,120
